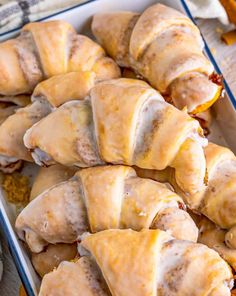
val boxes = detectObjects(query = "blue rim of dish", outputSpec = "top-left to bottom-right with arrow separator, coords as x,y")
180,0 -> 236,110
1,1 -> 236,295
0,210 -> 35,296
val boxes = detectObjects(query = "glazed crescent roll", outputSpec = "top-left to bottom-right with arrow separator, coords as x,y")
24,78 -> 207,194
0,71 -> 98,172
0,20 -> 120,95
39,229 -> 233,296
137,142 -> 236,252
15,165 -> 198,253
92,4 -> 222,113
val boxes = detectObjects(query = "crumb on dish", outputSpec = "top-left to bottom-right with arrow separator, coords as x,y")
2,172 -> 30,206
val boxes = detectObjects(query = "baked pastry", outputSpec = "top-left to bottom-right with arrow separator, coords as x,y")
0,20 -> 120,96
39,229 -> 233,296
30,164 -> 77,201
15,165 -> 198,253
29,164 -> 78,276
92,4 -> 222,114
0,95 -> 31,172
31,243 -> 77,278
198,216 -> 236,271
24,78 -> 207,194
0,71 -> 98,172
137,142 -> 236,252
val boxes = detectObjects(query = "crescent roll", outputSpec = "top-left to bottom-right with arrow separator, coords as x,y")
16,165 -> 198,253
92,4 -> 221,113
137,142 -> 236,253
0,71 -> 99,172
24,78 -> 207,194
0,20 -> 120,96
39,229 -> 233,296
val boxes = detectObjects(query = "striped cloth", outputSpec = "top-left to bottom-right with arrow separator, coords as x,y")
0,0 -> 87,34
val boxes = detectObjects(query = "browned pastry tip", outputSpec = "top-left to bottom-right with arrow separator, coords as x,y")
31,243 -> 78,277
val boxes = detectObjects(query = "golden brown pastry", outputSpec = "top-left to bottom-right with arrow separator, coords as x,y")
0,71 -> 99,172
39,229 -> 233,296
0,20 -> 120,96
29,164 -> 78,277
24,78 -> 207,194
0,100 -> 50,163
198,216 -> 236,271
92,4 -> 222,114
32,71 -> 96,108
137,142 -> 236,253
0,95 -> 31,172
30,164 -> 77,201
39,257 -> 110,296
31,243 -> 77,278
16,165 -> 198,253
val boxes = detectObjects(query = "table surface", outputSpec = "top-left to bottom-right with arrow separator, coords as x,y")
0,17 -> 235,296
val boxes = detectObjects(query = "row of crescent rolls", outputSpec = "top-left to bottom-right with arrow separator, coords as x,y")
16,165 -> 198,254
92,3 -> 222,114
16,164 -> 233,295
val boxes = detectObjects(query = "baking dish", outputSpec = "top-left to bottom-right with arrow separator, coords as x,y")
0,0 -> 236,295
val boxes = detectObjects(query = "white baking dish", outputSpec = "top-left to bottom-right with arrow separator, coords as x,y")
0,0 -> 236,295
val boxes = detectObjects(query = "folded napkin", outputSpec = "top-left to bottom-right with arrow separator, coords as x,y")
0,0 -> 86,34
185,0 -> 229,24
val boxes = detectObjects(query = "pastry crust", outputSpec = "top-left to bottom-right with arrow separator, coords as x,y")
39,257 -> 109,296
81,229 -> 232,296
0,71 -> 98,166
24,78 -> 207,194
16,165 -> 198,253
0,20 -> 120,96
32,71 -> 96,107
30,164 -> 77,201
31,243 -> 77,277
138,142 -> 236,254
92,4 -> 221,113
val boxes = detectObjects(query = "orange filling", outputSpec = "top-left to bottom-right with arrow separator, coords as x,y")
191,85 -> 222,115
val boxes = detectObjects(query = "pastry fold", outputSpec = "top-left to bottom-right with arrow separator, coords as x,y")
0,95 -> 30,172
0,71 -> 100,171
24,78 -> 207,194
137,142 -> 236,253
39,229 -> 233,296
92,4 -> 221,113
0,20 -> 120,95
16,165 -> 198,253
